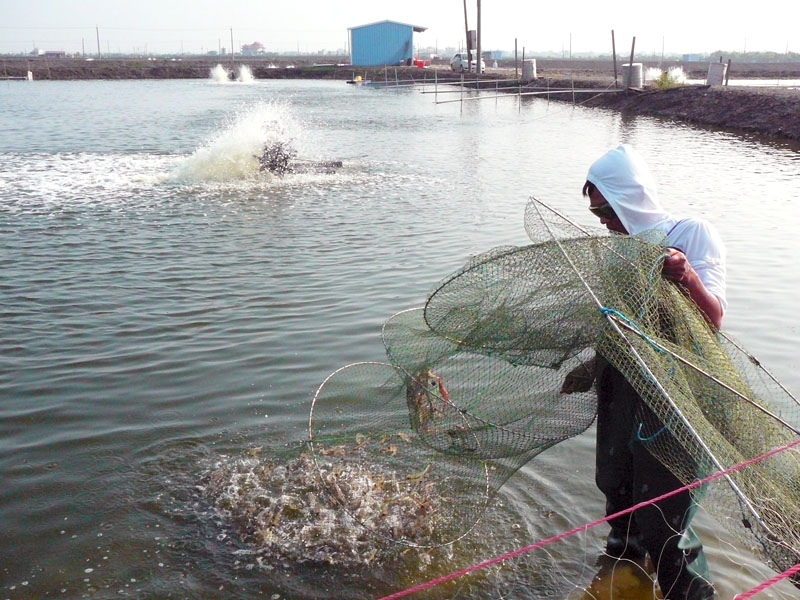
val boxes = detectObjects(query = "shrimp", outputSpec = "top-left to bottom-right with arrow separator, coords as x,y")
406,368 -> 450,432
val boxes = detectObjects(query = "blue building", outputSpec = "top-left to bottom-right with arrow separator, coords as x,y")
348,20 -> 427,67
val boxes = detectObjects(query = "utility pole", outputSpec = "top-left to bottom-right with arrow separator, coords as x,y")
96,26 -> 101,58
230,28 -> 234,64
462,0 -> 471,68
476,0 -> 481,77
82,38 -> 85,58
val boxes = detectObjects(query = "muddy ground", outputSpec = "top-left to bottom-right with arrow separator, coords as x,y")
575,85 -> 800,142
4,56 -> 799,143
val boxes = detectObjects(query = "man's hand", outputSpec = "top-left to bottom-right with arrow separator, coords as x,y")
560,358 -> 596,394
662,247 -> 723,330
662,248 -> 693,285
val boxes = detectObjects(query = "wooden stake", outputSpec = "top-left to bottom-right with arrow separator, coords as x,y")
627,36 -> 636,90
611,30 -> 618,88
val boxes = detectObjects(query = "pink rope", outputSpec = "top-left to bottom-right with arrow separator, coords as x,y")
376,438 -> 800,600
733,563 -> 800,599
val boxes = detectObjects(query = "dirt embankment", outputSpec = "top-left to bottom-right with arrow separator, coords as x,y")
5,56 -> 800,143
576,85 -> 800,142
2,56 -> 353,81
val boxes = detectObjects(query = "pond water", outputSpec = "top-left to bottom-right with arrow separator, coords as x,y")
1,77 -> 799,599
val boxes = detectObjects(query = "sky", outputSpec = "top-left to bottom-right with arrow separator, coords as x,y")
2,0 -> 799,57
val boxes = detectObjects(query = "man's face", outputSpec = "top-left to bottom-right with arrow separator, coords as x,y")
589,188 -> 628,234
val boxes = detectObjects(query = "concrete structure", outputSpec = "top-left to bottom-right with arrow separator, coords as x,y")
707,62 -> 728,86
521,59 -> 537,83
348,20 -> 427,67
623,62 -> 644,88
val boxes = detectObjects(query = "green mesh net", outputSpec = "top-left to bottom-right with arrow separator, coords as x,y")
309,197 -> 800,582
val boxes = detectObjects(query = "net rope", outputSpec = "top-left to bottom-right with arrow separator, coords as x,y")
309,196 -> 800,585
374,438 -> 800,600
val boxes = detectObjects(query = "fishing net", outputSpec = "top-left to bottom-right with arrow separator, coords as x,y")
310,197 -> 800,584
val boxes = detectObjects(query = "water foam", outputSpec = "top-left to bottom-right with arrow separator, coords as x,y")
1,151 -> 177,209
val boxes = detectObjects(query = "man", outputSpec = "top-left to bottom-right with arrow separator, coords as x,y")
563,144 -> 726,599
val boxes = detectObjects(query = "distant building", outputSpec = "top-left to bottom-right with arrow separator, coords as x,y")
44,51 -> 66,58
483,50 -> 503,61
348,20 -> 427,67
242,42 -> 265,56
682,54 -> 701,62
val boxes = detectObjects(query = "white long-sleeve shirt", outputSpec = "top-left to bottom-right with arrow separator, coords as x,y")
587,144 -> 727,312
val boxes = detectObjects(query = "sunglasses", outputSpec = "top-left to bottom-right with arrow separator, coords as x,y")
589,203 -> 617,220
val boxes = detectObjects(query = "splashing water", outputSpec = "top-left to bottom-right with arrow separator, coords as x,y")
237,65 -> 255,83
646,66 -> 687,86
645,67 -> 664,83
666,66 -> 687,84
198,445 -> 445,567
209,64 -> 231,83
168,100 -> 303,183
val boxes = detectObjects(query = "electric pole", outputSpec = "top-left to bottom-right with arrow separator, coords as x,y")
462,0 -> 471,68
476,0 -> 481,77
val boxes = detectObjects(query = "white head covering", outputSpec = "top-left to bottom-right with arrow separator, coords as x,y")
586,144 -> 670,235
587,144 -> 728,313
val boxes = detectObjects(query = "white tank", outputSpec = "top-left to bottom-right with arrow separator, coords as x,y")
707,62 -> 727,86
522,59 -> 537,83
622,63 -> 643,88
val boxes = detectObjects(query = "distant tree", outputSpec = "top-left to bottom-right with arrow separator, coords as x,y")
708,50 -> 800,63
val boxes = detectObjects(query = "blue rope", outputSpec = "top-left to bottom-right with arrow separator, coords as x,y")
636,422 -> 667,441
600,307 -> 667,355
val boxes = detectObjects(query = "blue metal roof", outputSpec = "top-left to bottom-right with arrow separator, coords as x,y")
348,19 -> 427,33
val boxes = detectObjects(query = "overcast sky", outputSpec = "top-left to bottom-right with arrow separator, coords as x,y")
2,0 -> 798,56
